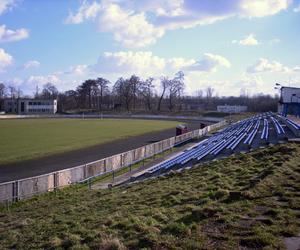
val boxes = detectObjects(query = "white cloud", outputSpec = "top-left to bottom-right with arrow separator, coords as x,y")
247,58 -> 299,73
294,4 -> 300,12
236,74 -> 265,91
98,4 -> 164,48
91,51 -> 230,77
143,0 -> 290,28
292,66 -> 300,72
134,0 -> 185,17
183,75 -> 233,96
0,48 -> 13,72
234,74 -> 276,96
183,53 -> 231,72
65,64 -> 89,75
240,0 -> 290,17
65,1 -> 102,24
0,24 -> 29,43
27,75 -> 62,86
4,75 -> 63,95
92,51 -> 166,76
66,0 -> 290,48
0,0 -> 16,15
269,38 -> 281,44
233,34 -> 259,46
23,60 -> 40,69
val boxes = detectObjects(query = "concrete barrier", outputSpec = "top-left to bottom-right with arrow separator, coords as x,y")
111,155 -> 122,171
122,151 -> 134,167
18,174 -> 55,200
86,160 -> 106,178
0,181 -> 14,203
144,144 -> 153,158
0,120 -> 227,203
133,147 -> 145,162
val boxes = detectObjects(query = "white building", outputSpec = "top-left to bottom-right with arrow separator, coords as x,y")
3,99 -> 57,114
217,105 -> 247,113
277,86 -> 300,117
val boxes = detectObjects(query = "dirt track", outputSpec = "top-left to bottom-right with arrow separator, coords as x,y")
0,121 -> 201,183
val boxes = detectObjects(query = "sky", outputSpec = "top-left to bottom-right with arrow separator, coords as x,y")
0,0 -> 300,97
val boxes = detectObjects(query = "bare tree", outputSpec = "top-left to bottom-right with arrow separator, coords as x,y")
17,88 -> 23,98
41,83 -> 58,99
205,87 -> 214,100
64,90 -> 80,109
8,86 -> 17,99
0,83 -> 6,99
139,77 -> 155,110
128,75 -> 140,111
96,77 -> 110,111
34,85 -> 40,99
113,77 -> 133,112
157,76 -> 169,111
0,83 -> 6,111
77,79 -> 97,109
196,90 -> 203,98
167,71 -> 185,111
3,71 -> 280,114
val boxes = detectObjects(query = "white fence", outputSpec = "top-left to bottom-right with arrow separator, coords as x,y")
0,120 -> 227,203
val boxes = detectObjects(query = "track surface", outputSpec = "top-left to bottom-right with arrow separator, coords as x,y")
0,121 -> 200,183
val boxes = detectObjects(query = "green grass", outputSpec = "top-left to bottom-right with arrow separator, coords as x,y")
1,143 -> 300,249
91,148 -> 174,185
0,119 -> 178,165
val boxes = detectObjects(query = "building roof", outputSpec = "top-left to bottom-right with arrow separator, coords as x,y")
3,98 -> 56,102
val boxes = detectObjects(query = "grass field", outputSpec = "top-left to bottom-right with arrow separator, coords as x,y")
0,119 -> 178,165
0,143 -> 299,249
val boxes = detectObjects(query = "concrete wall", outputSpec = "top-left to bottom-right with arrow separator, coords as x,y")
0,181 -> 14,203
0,120 -> 227,203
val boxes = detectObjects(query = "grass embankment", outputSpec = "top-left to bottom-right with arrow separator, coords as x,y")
0,119 -> 178,165
1,143 -> 300,249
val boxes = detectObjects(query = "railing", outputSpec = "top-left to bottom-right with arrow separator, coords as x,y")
0,120 -> 227,204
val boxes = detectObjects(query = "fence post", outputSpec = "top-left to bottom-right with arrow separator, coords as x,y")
84,164 -> 88,179
53,172 -> 58,194
104,159 -> 107,172
6,199 -> 10,212
12,181 -> 19,202
143,146 -> 146,167
88,178 -> 92,190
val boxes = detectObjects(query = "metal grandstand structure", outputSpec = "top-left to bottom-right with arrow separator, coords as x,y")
134,113 -> 300,180
276,85 -> 300,117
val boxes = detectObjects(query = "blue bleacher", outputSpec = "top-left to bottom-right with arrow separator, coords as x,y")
271,116 -> 285,135
146,113 -> 277,176
280,116 -> 300,130
260,119 -> 269,140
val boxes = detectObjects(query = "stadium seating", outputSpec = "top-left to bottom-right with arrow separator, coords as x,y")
260,118 -> 269,140
270,116 -> 285,135
145,113 -> 294,177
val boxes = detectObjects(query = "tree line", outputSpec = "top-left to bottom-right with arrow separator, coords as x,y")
0,71 -> 278,113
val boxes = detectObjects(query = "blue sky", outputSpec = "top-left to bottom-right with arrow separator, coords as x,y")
0,0 -> 300,96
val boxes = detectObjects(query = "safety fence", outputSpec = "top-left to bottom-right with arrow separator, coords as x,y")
0,120 -> 227,204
